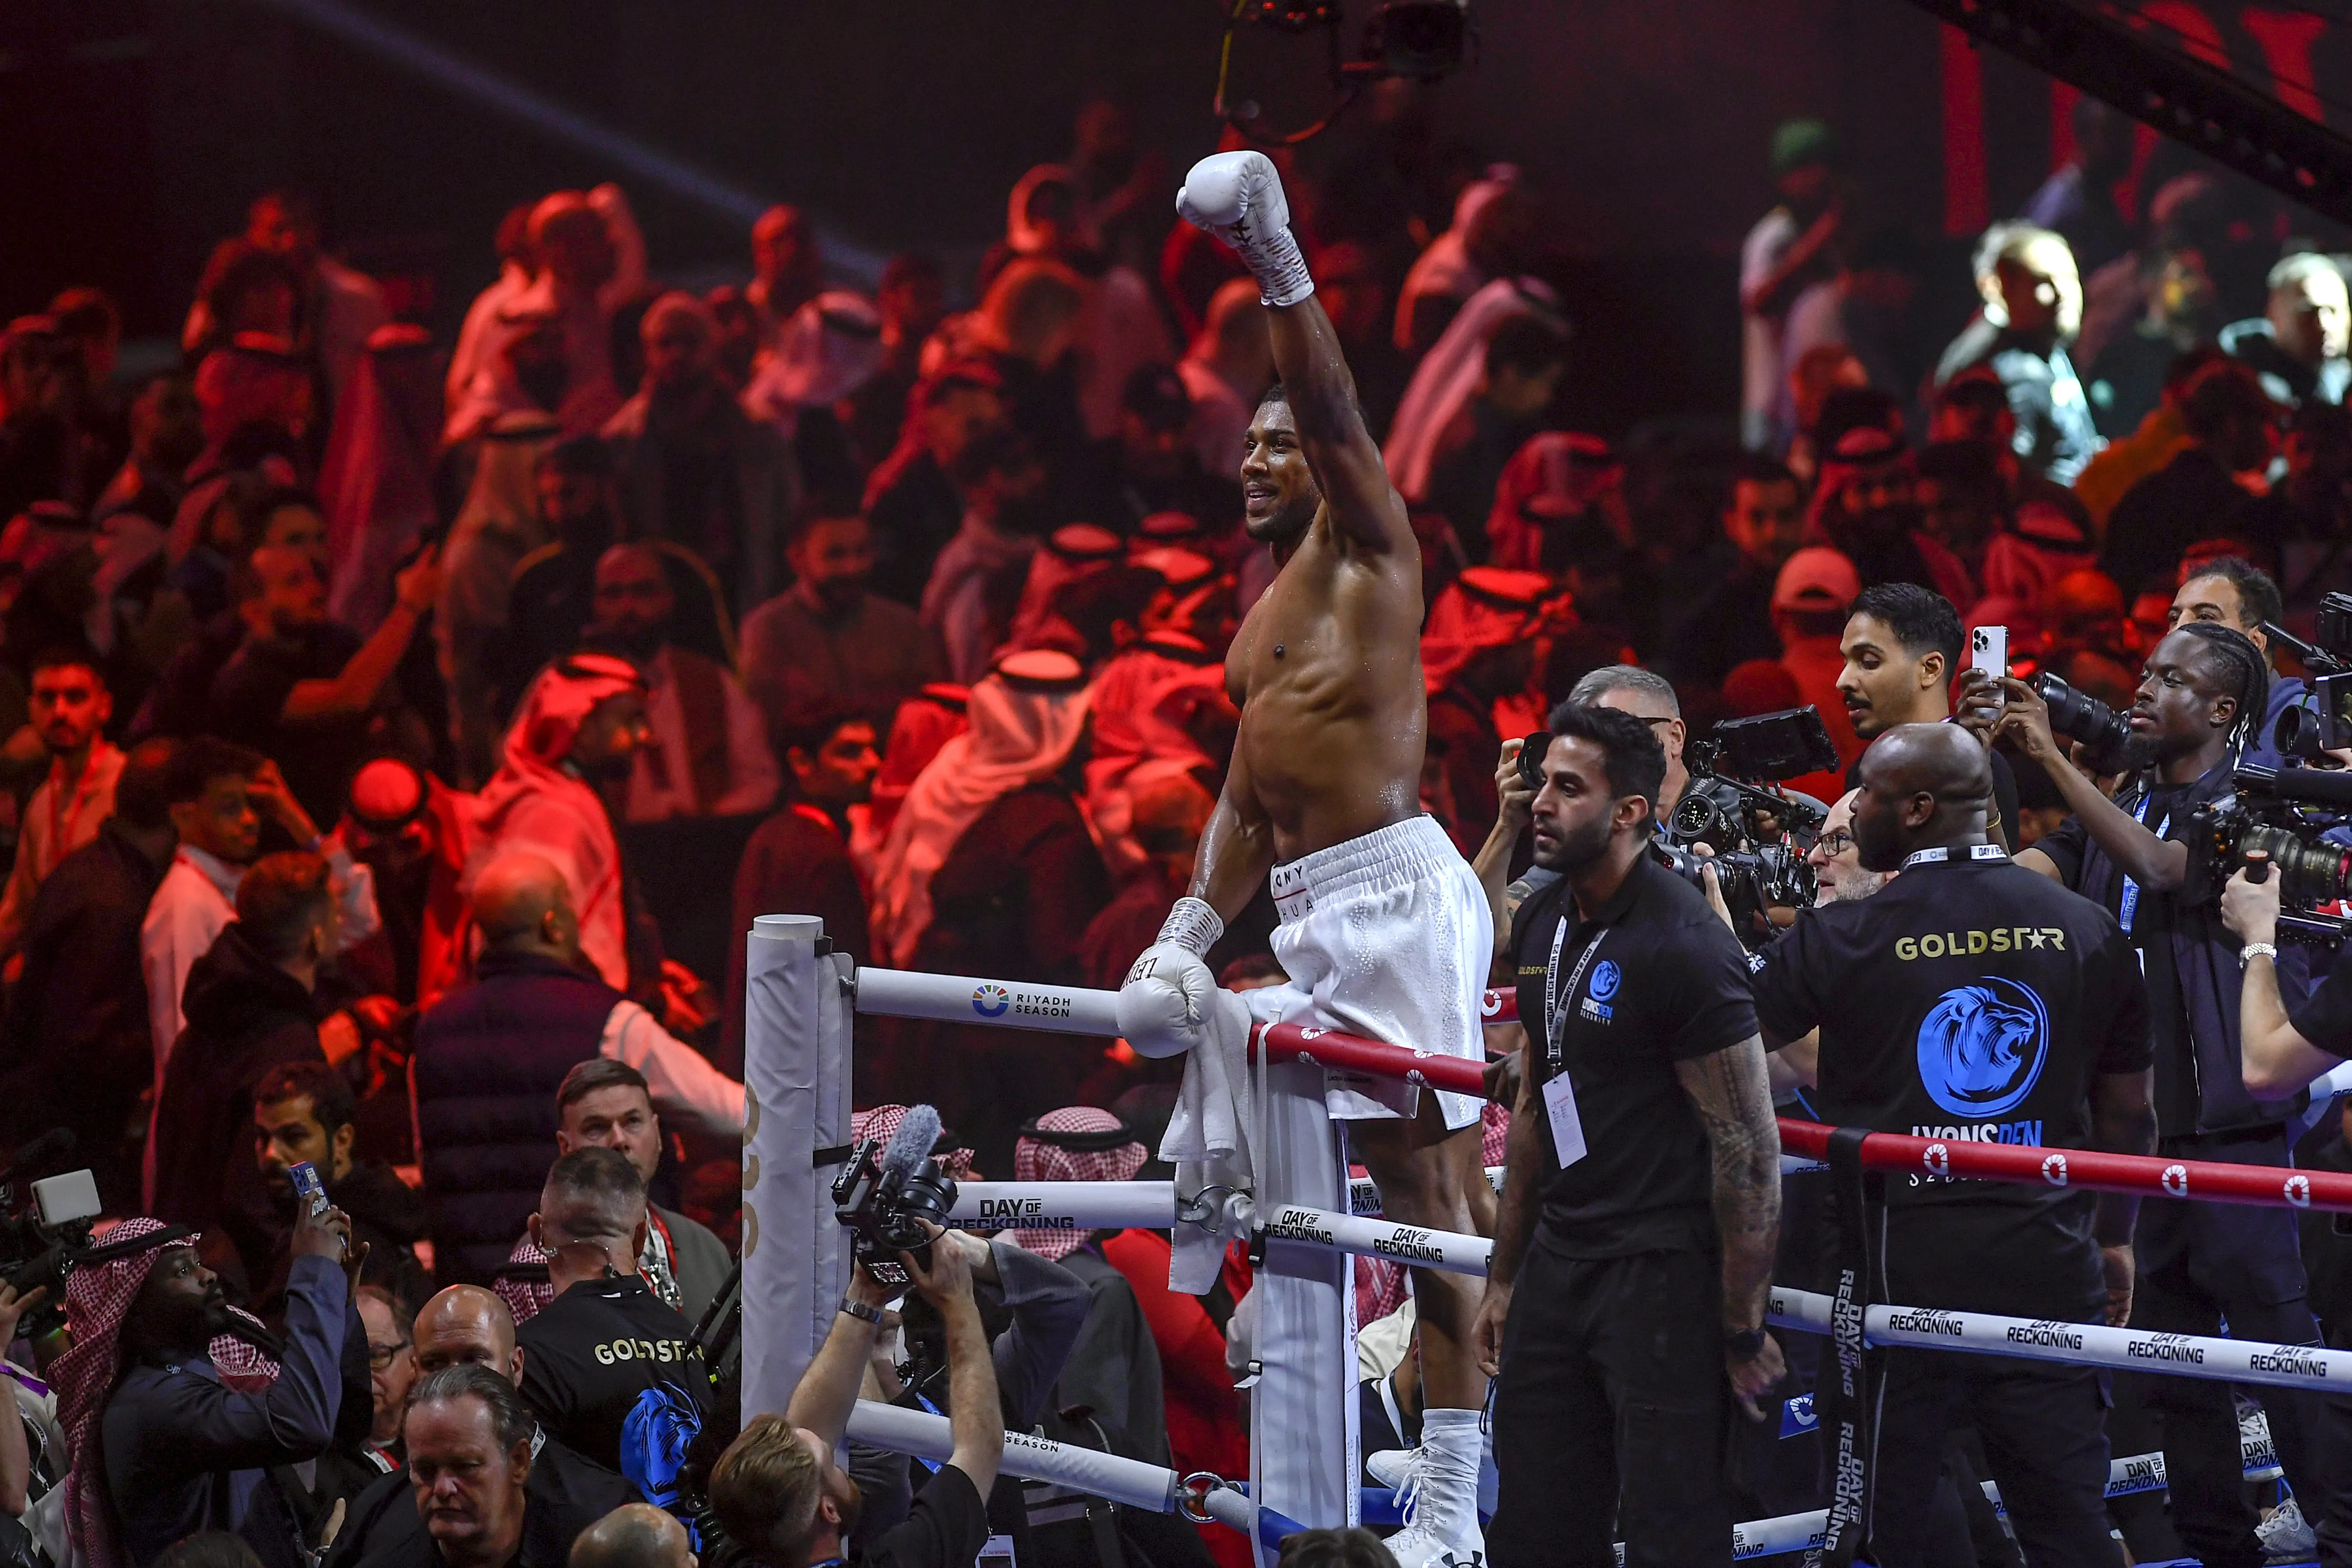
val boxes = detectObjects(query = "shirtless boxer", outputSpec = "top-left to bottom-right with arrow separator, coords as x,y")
1119,151 -> 1495,1568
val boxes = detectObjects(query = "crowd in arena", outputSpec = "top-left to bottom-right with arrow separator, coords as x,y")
9,78 -> 2352,1568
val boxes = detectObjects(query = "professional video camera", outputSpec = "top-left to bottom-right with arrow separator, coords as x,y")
830,1105 -> 958,1291
0,1130 -> 101,1342
1660,708 -> 1834,936
1528,706 -> 1831,941
2177,763 -> 2352,944
2266,593 -> 2352,761
2029,672 -> 2148,777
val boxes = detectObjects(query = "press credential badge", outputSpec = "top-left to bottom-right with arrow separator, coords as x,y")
1543,1073 -> 1587,1168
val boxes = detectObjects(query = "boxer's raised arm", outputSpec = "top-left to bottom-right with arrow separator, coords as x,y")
1268,298 -> 1414,557
1177,149 -> 1411,558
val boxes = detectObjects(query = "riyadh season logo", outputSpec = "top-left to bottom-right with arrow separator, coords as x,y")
971,984 -> 1011,1018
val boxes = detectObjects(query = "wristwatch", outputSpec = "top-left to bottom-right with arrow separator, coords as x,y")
839,1295 -> 885,1326
2240,942 -> 2280,967
1724,1328 -> 1769,1362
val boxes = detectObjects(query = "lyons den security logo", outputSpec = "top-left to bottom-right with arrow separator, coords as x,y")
1580,960 -> 1621,1022
1913,977 -> 2050,1145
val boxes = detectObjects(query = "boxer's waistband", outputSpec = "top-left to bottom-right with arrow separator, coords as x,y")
1270,814 -> 1463,924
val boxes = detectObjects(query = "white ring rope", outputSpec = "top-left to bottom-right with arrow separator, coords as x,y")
1769,1284 -> 2350,1393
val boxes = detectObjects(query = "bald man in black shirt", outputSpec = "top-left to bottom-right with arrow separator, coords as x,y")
1750,725 -> 2156,1568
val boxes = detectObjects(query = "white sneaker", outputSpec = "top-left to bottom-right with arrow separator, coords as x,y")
1380,1412 -> 1486,1568
2259,1495 -> 2316,1564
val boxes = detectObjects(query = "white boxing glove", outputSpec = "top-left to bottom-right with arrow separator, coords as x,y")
1118,896 -> 1233,1059
1176,151 -> 1314,309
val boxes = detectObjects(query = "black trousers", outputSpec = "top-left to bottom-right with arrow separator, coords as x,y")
2133,1132 -> 2326,1568
1864,1348 -> 2116,1568
1488,1242 -> 1732,1568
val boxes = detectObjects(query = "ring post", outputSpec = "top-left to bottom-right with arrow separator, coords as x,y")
741,912 -> 853,1418
1249,1045 -> 1360,1561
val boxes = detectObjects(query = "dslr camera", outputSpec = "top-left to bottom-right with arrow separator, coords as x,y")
830,1125 -> 958,1292
1526,705 -> 1832,943
2178,764 -> 2352,944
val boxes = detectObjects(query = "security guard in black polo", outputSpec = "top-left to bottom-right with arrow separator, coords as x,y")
1476,702 -> 1780,1568
1748,723 -> 2155,1568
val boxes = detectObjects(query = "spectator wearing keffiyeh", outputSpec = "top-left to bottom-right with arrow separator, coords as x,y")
1419,567 -> 1556,855
1003,1109 -> 1180,1492
56,1217 -> 358,1568
468,654 -> 647,994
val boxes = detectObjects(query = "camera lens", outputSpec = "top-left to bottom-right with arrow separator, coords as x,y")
2242,825 -> 2352,908
2275,702 -> 2329,764
2031,672 -> 2141,775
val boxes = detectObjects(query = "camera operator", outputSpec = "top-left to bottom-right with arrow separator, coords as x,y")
1471,703 -> 1783,1567
706,1230 -> 1002,1568
1981,621 -> 2335,1563
54,1206 -> 366,1568
2225,858 -> 2352,1100
1837,584 -> 2018,845
1749,723 -> 2156,1568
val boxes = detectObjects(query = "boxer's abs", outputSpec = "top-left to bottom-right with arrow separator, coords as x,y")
1230,543 -> 1425,865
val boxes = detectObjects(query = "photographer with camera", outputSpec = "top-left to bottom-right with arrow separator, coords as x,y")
1982,620 -> 2335,1565
706,1230 -> 1001,1568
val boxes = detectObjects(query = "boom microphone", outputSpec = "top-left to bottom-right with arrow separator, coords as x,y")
880,1105 -> 943,1184
0,1128 -> 74,1185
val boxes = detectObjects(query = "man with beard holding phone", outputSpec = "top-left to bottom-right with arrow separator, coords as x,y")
59,1207 -> 365,1568
1747,722 -> 2154,1568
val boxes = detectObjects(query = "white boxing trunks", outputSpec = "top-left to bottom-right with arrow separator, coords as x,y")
1245,813 -> 1493,1130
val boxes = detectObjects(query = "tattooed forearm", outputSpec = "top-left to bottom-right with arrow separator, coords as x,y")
1674,1034 -> 1782,1330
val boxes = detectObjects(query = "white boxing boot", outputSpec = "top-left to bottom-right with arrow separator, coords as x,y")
1176,151 -> 1315,308
1379,1407 -> 1486,1568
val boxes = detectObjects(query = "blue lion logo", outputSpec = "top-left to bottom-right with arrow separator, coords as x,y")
1588,961 -> 1621,1002
1915,978 -> 2050,1119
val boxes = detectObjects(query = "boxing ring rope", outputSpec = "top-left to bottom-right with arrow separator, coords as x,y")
748,942 -> 2346,1560
844,1400 -> 1304,1550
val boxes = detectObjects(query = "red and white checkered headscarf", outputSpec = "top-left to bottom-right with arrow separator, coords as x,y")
852,1105 -> 978,1181
54,1219 -> 279,1568
1011,1108 -> 1146,1261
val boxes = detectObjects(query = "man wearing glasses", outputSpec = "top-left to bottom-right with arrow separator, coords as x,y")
359,1286 -> 418,1455
1565,666 -> 1691,817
